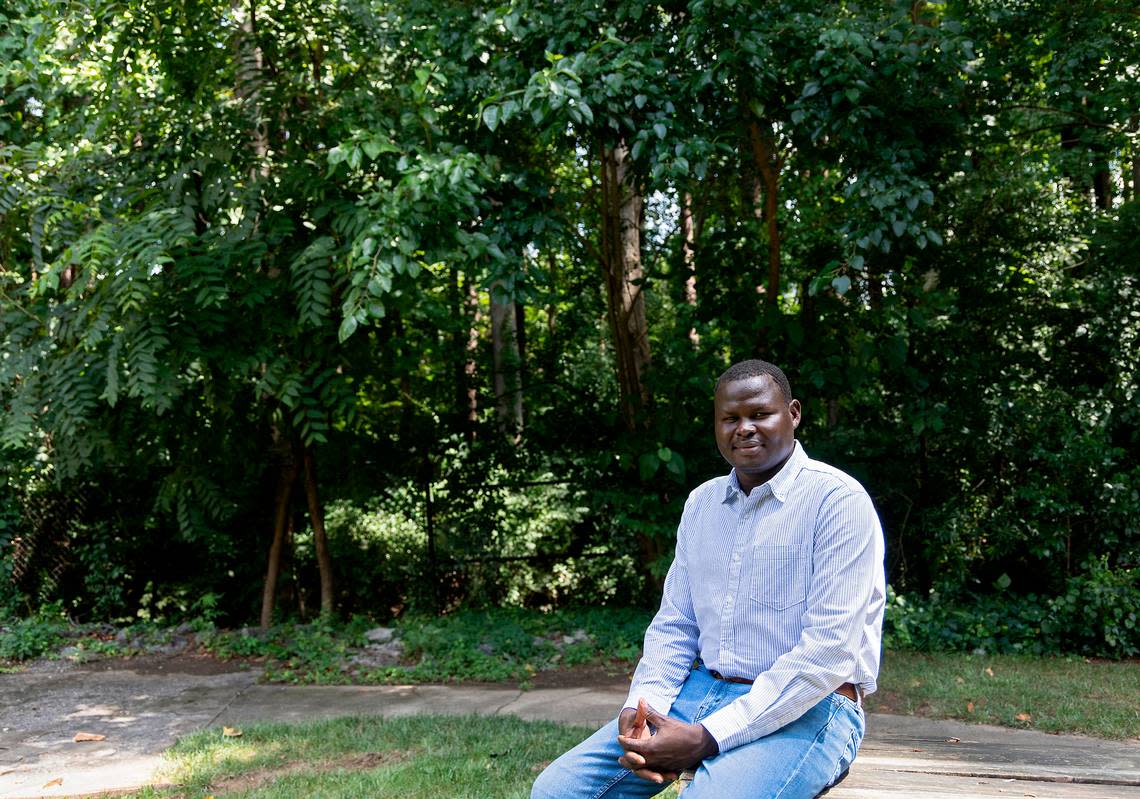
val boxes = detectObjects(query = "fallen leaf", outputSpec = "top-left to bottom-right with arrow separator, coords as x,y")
910,679 -> 922,688
967,701 -> 975,713
42,778 -> 62,788
985,667 -> 995,677
955,676 -> 965,684
1015,712 -> 1031,722
222,726 -> 243,738
945,737 -> 961,744
73,732 -> 106,742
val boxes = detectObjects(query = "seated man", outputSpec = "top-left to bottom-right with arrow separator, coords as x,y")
532,359 -> 885,799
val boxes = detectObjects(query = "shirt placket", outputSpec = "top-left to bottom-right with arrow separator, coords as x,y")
719,486 -> 767,674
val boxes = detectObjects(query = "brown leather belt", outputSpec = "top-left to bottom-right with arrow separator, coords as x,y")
709,669 -> 859,704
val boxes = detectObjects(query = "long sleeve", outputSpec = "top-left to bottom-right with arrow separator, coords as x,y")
623,512 -> 702,717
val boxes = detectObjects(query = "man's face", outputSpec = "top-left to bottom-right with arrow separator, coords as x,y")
714,374 -> 801,493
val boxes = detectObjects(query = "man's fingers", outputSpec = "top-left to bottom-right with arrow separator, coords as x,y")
616,735 -> 647,757
616,758 -> 668,784
633,767 -> 667,784
617,751 -> 646,769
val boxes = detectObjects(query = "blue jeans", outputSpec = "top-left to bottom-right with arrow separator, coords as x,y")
532,665 -> 864,799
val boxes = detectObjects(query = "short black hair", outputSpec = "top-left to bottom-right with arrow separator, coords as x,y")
715,359 -> 793,402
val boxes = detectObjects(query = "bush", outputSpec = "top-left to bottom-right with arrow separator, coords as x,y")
883,586 -> 1052,655
1044,559 -> 1139,658
884,570 -> 1140,659
0,603 -> 67,661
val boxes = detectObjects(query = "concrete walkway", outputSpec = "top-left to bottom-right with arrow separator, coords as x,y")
2,663 -> 1138,799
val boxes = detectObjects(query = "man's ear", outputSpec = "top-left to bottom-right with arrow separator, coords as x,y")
789,398 -> 802,429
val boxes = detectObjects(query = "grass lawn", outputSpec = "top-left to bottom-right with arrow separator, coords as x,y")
872,650 -> 1140,740
123,715 -> 683,799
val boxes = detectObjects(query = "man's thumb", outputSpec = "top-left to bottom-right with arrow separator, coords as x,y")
636,697 -> 650,724
642,703 -> 668,725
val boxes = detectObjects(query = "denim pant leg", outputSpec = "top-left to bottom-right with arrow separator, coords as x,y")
531,667 -> 723,799
686,692 -> 865,799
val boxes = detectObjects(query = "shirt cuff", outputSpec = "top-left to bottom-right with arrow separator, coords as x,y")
698,701 -> 754,752
622,688 -> 676,720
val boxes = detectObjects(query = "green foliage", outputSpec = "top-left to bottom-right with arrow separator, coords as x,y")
388,607 -> 650,684
885,570 -> 1140,659
1045,559 -> 1140,658
205,617 -> 373,684
0,602 -> 67,661
197,607 -> 651,686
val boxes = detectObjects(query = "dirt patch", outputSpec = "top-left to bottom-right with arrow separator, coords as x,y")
525,662 -> 634,690
80,651 -> 259,676
198,750 -> 413,795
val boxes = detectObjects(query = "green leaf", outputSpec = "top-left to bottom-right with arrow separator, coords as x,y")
832,276 -> 852,295
653,123 -> 666,140
639,452 -> 660,481
482,105 -> 500,131
338,316 -> 358,342
657,446 -> 672,463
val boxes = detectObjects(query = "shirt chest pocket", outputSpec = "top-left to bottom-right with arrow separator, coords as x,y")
749,544 -> 809,610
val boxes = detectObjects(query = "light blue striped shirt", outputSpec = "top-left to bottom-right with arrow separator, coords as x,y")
624,441 -> 886,752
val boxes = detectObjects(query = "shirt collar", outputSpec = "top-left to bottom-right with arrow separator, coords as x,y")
723,440 -> 806,503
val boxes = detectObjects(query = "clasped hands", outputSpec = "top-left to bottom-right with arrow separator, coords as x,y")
616,698 -> 719,784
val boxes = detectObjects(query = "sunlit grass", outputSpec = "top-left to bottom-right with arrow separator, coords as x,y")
118,714 -> 665,799
872,650 -> 1140,739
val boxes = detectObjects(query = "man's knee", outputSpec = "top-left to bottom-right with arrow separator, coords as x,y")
530,760 -> 562,799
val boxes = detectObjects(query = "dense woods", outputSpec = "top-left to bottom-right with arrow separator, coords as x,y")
1,0 -> 1137,655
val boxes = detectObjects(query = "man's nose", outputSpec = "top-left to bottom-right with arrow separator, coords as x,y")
735,418 -> 757,436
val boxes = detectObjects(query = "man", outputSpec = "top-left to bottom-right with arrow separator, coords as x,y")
532,359 -> 885,799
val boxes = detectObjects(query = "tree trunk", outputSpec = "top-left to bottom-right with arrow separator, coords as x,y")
748,121 -> 782,310
450,267 -> 469,429
260,446 -> 297,629
235,0 -> 270,179
490,281 -> 524,442
301,447 -> 334,617
464,277 -> 482,438
681,191 -> 700,348
545,251 -> 559,376
1133,150 -> 1140,202
1093,166 -> 1112,210
515,300 -> 528,395
598,138 -> 651,430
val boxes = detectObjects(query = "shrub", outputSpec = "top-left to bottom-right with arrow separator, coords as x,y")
1044,559 -> 1139,658
0,603 -> 67,661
